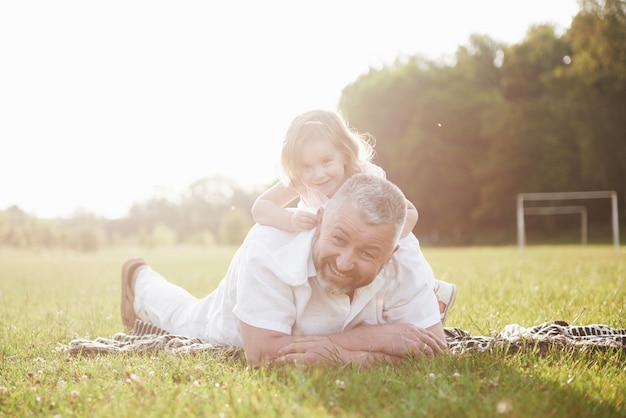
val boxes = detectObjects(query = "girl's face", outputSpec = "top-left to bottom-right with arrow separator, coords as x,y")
297,137 -> 347,198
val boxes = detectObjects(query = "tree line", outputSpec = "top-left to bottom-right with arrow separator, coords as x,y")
340,0 -> 625,245
2,0 -> 624,250
0,176 -> 263,251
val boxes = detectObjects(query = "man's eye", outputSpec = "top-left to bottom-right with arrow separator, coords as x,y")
332,235 -> 345,244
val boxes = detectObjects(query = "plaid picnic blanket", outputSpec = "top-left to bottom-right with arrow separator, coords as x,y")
63,320 -> 244,358
62,320 -> 625,358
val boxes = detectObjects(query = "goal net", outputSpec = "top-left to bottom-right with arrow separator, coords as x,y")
516,191 -> 620,252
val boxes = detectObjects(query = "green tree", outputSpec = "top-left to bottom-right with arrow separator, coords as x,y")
473,25 -> 576,231
141,222 -> 178,247
567,0 -> 626,205
219,208 -> 252,246
342,38 -> 506,243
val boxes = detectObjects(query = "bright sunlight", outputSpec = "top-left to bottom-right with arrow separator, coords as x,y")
0,0 -> 579,218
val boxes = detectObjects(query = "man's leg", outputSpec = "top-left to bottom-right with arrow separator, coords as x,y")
121,258 -> 209,337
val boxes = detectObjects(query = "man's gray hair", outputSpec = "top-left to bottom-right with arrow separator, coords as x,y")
327,174 -> 407,244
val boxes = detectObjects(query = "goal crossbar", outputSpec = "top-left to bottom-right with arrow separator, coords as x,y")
520,191 -> 615,201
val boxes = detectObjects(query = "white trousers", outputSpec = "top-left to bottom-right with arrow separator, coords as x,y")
134,268 -> 213,338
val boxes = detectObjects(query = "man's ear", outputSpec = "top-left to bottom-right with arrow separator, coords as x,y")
312,208 -> 324,240
383,244 -> 400,265
316,207 -> 324,223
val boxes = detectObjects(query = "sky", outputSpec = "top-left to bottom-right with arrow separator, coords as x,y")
0,0 -> 580,219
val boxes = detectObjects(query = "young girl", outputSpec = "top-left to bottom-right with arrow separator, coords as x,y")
252,109 -> 456,324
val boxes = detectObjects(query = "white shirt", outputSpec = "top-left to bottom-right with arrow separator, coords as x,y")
202,223 -> 440,347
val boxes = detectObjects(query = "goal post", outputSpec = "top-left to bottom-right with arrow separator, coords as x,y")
517,191 -> 620,252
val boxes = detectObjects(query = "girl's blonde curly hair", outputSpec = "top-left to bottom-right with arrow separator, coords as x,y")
280,109 -> 375,191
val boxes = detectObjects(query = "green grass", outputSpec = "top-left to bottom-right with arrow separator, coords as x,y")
1,245 -> 624,417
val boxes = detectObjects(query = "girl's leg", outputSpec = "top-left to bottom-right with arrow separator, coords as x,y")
434,280 -> 457,325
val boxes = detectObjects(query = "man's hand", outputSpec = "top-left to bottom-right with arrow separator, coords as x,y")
240,321 -> 447,367
273,336 -> 352,365
258,324 -> 446,367
365,323 -> 447,358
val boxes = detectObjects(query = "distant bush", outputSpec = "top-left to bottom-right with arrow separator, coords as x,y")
219,208 -> 252,246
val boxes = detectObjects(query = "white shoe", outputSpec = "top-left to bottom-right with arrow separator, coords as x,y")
434,280 -> 457,326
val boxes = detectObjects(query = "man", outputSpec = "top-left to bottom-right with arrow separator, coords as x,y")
121,174 -> 446,365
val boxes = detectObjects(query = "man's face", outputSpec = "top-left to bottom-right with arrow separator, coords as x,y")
312,201 -> 397,298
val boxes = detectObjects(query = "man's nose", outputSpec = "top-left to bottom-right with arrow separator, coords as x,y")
336,248 -> 355,271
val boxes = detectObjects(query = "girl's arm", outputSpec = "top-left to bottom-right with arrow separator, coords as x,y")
252,182 -> 317,232
401,199 -> 419,238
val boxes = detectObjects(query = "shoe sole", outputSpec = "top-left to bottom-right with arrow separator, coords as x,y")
441,284 -> 457,326
121,258 -> 146,331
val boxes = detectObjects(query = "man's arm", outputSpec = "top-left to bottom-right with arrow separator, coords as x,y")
239,321 -> 296,364
326,320 -> 446,357
240,320 -> 446,366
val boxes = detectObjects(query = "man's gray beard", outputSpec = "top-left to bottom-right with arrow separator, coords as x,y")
316,259 -> 395,296
316,273 -> 345,296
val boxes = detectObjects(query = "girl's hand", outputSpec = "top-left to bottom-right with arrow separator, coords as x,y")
289,210 -> 320,232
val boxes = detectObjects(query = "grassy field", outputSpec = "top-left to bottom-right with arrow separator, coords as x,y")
1,244 -> 624,417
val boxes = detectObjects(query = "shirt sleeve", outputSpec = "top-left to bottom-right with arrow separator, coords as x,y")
232,239 -> 298,335
382,234 -> 441,329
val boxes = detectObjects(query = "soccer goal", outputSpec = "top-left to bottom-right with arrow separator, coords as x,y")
516,191 -> 620,252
